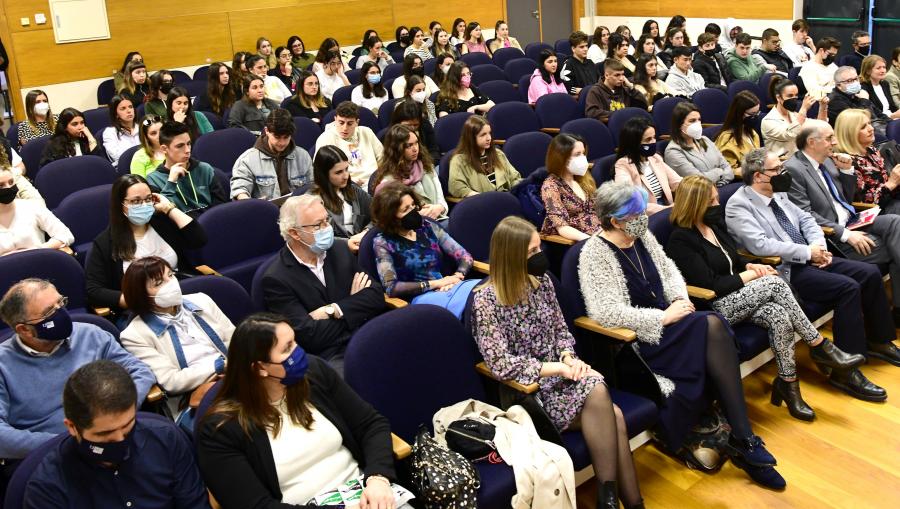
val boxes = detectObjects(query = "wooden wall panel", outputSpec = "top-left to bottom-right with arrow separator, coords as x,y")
595,1 -> 792,20
390,0 -> 505,34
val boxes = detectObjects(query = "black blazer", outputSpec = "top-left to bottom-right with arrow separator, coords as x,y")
39,135 -> 102,168
862,81 -> 899,117
666,224 -> 752,297
262,241 -> 385,359
85,216 -> 207,310
828,88 -> 885,125
196,356 -> 396,509
691,52 -> 731,91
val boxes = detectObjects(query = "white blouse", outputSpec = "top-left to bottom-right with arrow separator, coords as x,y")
350,85 -> 389,114
316,70 -> 347,101
102,125 -> 140,168
123,225 -> 177,271
0,200 -> 74,256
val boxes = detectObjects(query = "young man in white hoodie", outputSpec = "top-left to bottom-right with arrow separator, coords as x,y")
314,101 -> 383,188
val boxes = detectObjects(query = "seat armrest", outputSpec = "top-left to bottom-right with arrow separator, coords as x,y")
94,307 -> 111,317
392,433 -> 412,460
686,285 -> 716,301
384,295 -> 408,309
492,139 -> 506,146
475,362 -> 539,394
60,246 -> 75,256
472,260 -> 490,275
446,196 -> 463,204
195,265 -> 222,276
853,202 -> 876,210
736,249 -> 782,266
146,384 -> 165,403
822,226 -> 834,236
189,380 -> 219,409
539,127 -> 560,134
539,234 -> 576,246
574,316 -> 636,342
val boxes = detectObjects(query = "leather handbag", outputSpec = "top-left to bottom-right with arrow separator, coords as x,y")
409,426 -> 480,508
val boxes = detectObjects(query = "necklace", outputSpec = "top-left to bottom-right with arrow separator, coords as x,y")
611,241 -> 657,300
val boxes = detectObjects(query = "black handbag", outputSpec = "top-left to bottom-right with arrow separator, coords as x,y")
409,426 -> 480,509
445,417 -> 497,460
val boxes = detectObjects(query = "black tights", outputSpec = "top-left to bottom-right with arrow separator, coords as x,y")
573,383 -> 643,506
704,315 -> 753,439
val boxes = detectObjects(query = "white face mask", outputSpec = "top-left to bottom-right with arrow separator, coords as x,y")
34,102 -> 50,116
684,122 -> 703,140
152,279 -> 183,308
441,64 -> 451,74
567,155 -> 590,176
411,90 -> 427,103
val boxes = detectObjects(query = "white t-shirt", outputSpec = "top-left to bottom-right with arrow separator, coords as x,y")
587,45 -> 607,64
269,405 -> 361,505
350,85 -> 389,114
0,200 -> 74,256
337,190 -> 355,234
316,70 -> 346,101
124,225 -> 177,271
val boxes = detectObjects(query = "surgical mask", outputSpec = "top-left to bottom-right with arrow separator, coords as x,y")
526,251 -> 549,277
152,279 -> 182,308
300,225 -> 335,255
782,97 -> 800,112
0,185 -> 18,205
621,213 -> 649,238
28,306 -> 73,342
411,91 -> 427,103
401,209 -> 423,230
684,122 -> 703,140
460,75 -> 472,88
823,54 -> 836,66
768,171 -> 792,193
34,102 -> 50,116
844,81 -> 861,95
441,64 -> 451,74
271,346 -> 309,386
126,203 -> 155,226
366,74 -> 382,85
703,205 -> 723,225
567,155 -> 589,176
639,143 -> 656,157
77,431 -> 133,466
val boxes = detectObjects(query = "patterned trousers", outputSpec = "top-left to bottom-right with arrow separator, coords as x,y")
712,275 -> 820,378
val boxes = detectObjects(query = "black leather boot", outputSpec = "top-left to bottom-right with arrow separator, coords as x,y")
598,480 -> 619,509
770,377 -> 815,421
810,339 -> 865,371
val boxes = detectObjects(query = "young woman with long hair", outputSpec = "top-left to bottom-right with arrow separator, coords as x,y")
459,21 -> 491,56
165,86 -> 214,141
38,108 -> 99,168
130,115 -> 165,178
118,61 -> 149,107
435,61 -> 494,117
350,61 -> 389,114
193,62 -> 237,116
18,89 -> 58,147
307,145 -> 371,248
101,95 -> 140,168
540,133 -> 600,240
285,71 -> 333,124
714,91 -> 762,171
448,115 -> 520,198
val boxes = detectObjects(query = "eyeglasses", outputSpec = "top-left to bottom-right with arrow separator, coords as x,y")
837,76 -> 859,85
141,115 -> 161,126
23,296 -> 68,325
124,196 -> 154,206
299,218 -> 331,232
763,165 -> 785,174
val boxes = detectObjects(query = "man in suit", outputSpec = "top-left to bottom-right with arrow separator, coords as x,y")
784,123 -> 900,331
262,194 -> 385,373
726,148 -> 892,401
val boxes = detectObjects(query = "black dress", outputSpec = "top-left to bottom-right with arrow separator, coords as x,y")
435,85 -> 491,116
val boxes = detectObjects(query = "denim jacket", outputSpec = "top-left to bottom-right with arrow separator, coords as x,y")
230,145 -> 313,200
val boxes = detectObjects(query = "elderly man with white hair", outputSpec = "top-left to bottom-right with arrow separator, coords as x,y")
260,194 -> 385,373
827,65 -> 890,136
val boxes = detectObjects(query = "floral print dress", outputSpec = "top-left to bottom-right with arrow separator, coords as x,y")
472,274 -> 603,431
852,146 -> 900,212
540,174 -> 602,237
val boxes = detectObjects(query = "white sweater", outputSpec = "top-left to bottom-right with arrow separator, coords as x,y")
314,123 -> 384,187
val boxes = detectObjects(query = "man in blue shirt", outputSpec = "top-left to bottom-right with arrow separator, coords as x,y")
23,360 -> 210,508
0,279 -> 156,489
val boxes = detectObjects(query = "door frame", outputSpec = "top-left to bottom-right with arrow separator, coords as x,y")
502,0 -> 580,42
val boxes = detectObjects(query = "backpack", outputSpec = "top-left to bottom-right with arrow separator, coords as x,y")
510,168 -> 549,227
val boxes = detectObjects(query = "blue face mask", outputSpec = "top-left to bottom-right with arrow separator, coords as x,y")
367,73 -> 382,85
126,203 -> 155,226
301,225 -> 334,255
272,346 -> 309,386
844,81 -> 862,95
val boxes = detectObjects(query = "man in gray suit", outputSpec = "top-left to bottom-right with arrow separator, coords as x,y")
726,148 -> 893,401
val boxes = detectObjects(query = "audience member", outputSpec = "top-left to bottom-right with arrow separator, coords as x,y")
714,91 -> 762,170
18,90 -> 57,147
860,55 -> 900,121
579,181 -> 784,489
263,196 -> 384,367
431,29 -> 458,59
228,76 -> 280,135
587,26 -> 610,64
388,26 -> 411,54
450,18 -> 467,47
268,45 -> 296,92
885,47 -> 900,107
435,61 -> 494,117
490,20 -> 521,53
314,101 -> 383,187
799,37 -> 841,99
632,54 -> 674,109
782,19 -> 816,67
146,121 -> 226,215
727,33 -> 772,82
664,15 -> 691,47
130,115 -> 165,178
643,19 -> 663,51
0,149 -> 41,202
400,76 -> 438,128
389,99 -> 440,171
614,117 -> 682,214
192,63 -> 237,117
256,37 -> 277,69
0,166 -> 71,256
834,109 -> 900,214
312,38 -> 350,74
720,19 -> 742,53
703,23 -> 724,53
842,31 -> 870,73
308,146 -> 372,248
528,49 -> 567,104
432,53 -> 456,85
38,108 -> 100,168
667,175 -> 864,420
230,51 -> 251,87
392,54 -> 440,100
615,25 -> 635,55
473,216 -> 644,508
634,34 -> 668,80
315,50 -> 352,102
231,109 -> 312,200
144,70 -> 174,119
448,115 -> 521,198
196,314 -> 410,507
113,51 -> 143,93
585,59 -> 647,123
658,28 -> 687,68
101,95 -> 139,168
692,32 -> 731,92
753,29 -> 793,74
356,36 -> 395,71
247,54 -> 292,105
86,174 -> 206,315
664,102 -> 734,186
285,70 -> 333,123
827,65 -> 890,136
288,35 -> 315,71
726,148 -> 895,400
0,279 -> 155,474
404,27 -> 433,61
761,75 -> 827,157
664,47 -> 705,98
560,31 -> 600,96
540,133 -> 600,241
119,257 -> 232,427
372,124 -> 447,225
166,86 -> 214,140
118,61 -> 149,108
460,22 -> 491,56
351,61 -> 389,114
22,360 -> 208,507
607,33 -> 635,77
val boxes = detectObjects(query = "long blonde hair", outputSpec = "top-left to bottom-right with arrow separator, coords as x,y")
834,108 -> 870,156
483,216 -> 539,306
670,175 -> 715,228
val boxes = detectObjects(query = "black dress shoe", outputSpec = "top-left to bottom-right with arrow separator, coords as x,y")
867,341 -> 900,367
771,377 -> 815,421
810,339 -> 865,371
725,434 -> 777,467
731,457 -> 787,490
829,368 -> 887,402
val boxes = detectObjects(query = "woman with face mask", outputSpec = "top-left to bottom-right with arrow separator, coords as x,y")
540,134 -> 600,241
371,181 -> 476,316
472,216 -> 645,509
580,181 -> 785,489
666,175 -> 864,422
307,146 -> 372,251
401,75 -> 437,126
85,174 -> 207,319
435,61 -> 494,118
761,75 -> 827,158
663,102 -> 734,186
19,89 -> 58,148
391,54 -> 440,101
714,91 -> 762,171
120,256 -> 234,429
144,71 -> 175,119
614,117 -> 682,214
432,53 -> 456,85
39,108 -> 100,168
0,166 -> 72,257
350,62 -> 389,115
197,313 -> 413,508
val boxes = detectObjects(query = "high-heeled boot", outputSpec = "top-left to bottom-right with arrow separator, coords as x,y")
597,480 -> 619,509
770,377 -> 815,421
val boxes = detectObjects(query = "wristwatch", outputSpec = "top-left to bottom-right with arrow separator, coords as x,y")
324,305 -> 335,318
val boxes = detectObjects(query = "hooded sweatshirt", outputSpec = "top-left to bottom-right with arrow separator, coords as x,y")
146,158 -> 228,215
314,122 -> 384,187
726,52 -> 765,82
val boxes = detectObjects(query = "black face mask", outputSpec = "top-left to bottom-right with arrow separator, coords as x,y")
400,34 -> 411,45
411,67 -> 425,78
857,45 -> 870,56
400,209 -> 423,230
526,251 -> 549,277
160,81 -> 174,94
703,204 -> 723,225
743,113 -> 759,125
0,185 -> 17,205
782,97 -> 800,112
823,54 -> 836,66
767,172 -> 792,193
640,143 -> 656,157
704,49 -> 717,57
